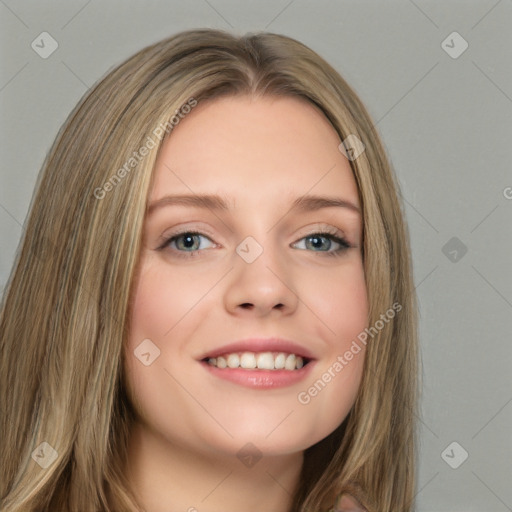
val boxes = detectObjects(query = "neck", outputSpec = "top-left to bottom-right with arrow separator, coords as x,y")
124,420 -> 304,512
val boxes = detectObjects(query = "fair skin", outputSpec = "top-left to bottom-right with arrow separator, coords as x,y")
123,95 -> 368,512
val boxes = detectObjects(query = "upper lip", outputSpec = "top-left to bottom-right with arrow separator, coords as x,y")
199,338 -> 316,361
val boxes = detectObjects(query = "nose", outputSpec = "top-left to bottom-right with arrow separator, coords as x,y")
223,238 -> 299,317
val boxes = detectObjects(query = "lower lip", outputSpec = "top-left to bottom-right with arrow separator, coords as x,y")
200,361 -> 315,389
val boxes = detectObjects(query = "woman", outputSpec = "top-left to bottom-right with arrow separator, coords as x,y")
0,28 -> 418,512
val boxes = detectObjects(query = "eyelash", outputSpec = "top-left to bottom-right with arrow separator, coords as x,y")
157,227 -> 352,259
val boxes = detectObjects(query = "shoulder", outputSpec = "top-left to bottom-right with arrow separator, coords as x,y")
335,494 -> 368,512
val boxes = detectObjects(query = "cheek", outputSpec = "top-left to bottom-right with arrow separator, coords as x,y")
123,263 -> 176,415
305,257 -> 368,342
123,258 -> 223,425
294,259 -> 367,432
127,260 -> 213,342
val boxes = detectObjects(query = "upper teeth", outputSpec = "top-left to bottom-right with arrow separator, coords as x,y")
207,352 -> 304,370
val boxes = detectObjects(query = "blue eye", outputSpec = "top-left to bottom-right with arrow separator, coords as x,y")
293,232 -> 351,256
160,232 -> 215,256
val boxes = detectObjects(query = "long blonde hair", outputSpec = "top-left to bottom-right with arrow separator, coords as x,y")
0,29 -> 418,512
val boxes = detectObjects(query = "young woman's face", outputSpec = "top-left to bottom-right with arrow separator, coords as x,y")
124,95 -> 368,458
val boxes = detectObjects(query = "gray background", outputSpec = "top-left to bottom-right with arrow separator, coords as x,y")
1,1 -> 511,510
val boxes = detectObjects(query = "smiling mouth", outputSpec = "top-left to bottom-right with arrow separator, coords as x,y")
203,351 -> 311,371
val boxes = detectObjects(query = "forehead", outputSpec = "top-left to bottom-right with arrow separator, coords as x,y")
150,95 -> 359,206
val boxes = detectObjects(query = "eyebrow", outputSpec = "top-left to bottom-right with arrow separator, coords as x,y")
147,193 -> 361,215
